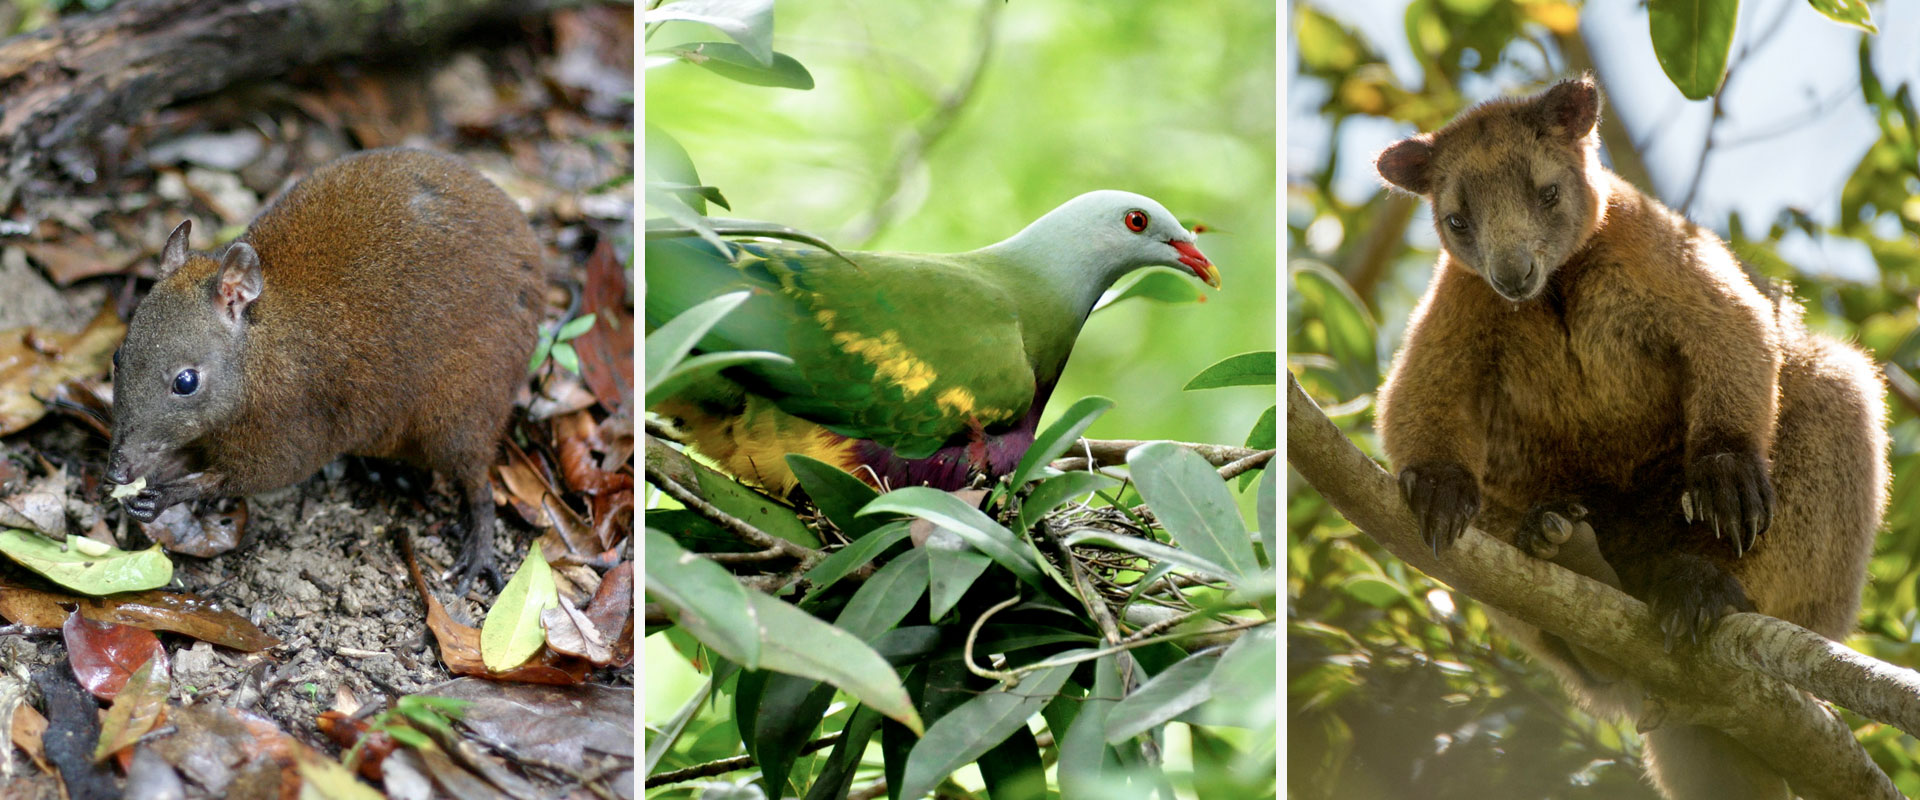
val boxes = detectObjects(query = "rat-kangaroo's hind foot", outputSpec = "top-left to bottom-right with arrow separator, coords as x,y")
1623,553 -> 1753,652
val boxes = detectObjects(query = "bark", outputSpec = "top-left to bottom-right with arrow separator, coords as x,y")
0,0 -> 577,206
1285,374 -> 1909,800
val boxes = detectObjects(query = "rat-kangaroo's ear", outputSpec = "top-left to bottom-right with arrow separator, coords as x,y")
1377,135 -> 1435,195
216,241 -> 263,326
1536,74 -> 1600,141
157,220 -> 192,281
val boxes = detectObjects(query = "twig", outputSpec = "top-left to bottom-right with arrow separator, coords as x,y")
964,594 -> 1026,683
644,731 -> 843,787
1051,439 -> 1261,472
1217,449 -> 1275,481
841,0 -> 1003,244
1678,0 -> 1796,213
643,459 -> 822,567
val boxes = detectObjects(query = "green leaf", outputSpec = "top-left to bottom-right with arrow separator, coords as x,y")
1126,443 -> 1262,581
786,454 -> 884,538
1017,471 -> 1120,533
93,653 -> 168,762
898,656 -> 1085,799
747,590 -> 924,733
1342,574 -> 1410,607
480,546 -> 560,672
643,124 -> 714,214
1059,655 -> 1125,799
1289,262 -> 1378,397
645,0 -> 775,65
859,488 -> 1045,589
926,540 -> 991,621
835,548 -> 929,640
644,290 -> 751,392
526,333 -> 553,374
556,313 -> 597,341
1063,529 -> 1234,584
1238,403 -> 1278,490
802,705 -> 884,800
1008,396 -> 1115,489
690,467 -> 819,548
1191,624 -> 1277,731
978,724 -> 1048,800
1806,0 -> 1876,33
644,676 -> 711,774
1105,649 -> 1220,742
1183,351 -> 1277,390
1648,0 -> 1739,100
675,42 -> 815,89
550,342 -> 580,375
646,182 -> 729,213
800,521 -> 912,603
649,349 -> 793,402
644,529 -> 762,670
646,216 -> 859,267
644,185 -> 728,252
1102,271 -> 1205,309
752,678 -> 835,794
0,530 -> 172,595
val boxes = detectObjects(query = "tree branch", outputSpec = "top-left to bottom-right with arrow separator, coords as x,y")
1285,374 -> 1905,800
1051,438 -> 1261,472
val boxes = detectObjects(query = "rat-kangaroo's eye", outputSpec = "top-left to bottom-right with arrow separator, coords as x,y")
1124,210 -> 1149,232
171,369 -> 200,396
1539,184 -> 1560,208
1445,213 -> 1468,232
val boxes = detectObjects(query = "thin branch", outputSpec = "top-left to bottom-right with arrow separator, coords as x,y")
1286,374 -> 1902,799
1678,0 -> 1796,214
1051,439 -> 1261,472
644,731 -> 843,787
841,0 -> 1003,245
1216,449 -> 1275,481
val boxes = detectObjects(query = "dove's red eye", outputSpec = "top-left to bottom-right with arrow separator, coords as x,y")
1124,210 -> 1149,232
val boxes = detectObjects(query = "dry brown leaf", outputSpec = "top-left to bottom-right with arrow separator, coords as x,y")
10,703 -> 50,775
0,305 -> 124,436
540,601 -> 610,665
18,236 -> 138,286
0,580 -> 278,651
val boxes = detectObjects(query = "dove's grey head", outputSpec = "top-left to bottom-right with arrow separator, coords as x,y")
989,190 -> 1219,293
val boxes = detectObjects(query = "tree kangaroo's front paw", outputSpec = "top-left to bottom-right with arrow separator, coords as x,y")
1683,449 -> 1774,556
1644,555 -> 1753,653
1398,462 -> 1480,557
1517,500 -> 1590,561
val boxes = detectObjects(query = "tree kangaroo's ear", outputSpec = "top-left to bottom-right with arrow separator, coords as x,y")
1535,74 -> 1600,141
1377,136 -> 1436,195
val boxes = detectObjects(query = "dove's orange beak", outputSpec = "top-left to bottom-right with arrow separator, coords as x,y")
1172,240 -> 1219,288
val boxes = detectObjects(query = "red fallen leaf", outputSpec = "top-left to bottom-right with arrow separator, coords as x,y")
63,610 -> 168,701
0,580 -> 279,651
582,562 -> 633,668
570,239 -> 633,414
591,488 -> 633,552
317,710 -> 395,780
399,533 -> 590,685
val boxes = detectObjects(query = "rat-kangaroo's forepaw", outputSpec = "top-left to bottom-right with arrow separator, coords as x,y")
1518,500 -> 1590,560
1398,462 -> 1480,557
1683,450 -> 1774,556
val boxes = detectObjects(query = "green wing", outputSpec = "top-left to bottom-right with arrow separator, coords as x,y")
645,237 -> 1036,458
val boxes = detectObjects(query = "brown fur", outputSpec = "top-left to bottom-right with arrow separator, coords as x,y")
108,148 -> 545,591
1374,77 -> 1888,799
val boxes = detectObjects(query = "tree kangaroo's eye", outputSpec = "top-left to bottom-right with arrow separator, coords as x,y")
172,369 -> 200,396
1539,184 -> 1560,208
1445,213 -> 1468,232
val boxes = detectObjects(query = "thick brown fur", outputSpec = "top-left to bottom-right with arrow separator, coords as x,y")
108,148 -> 545,592
1374,76 -> 1887,800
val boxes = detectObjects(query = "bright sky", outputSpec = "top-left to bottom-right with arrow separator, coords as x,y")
1288,0 -> 1920,282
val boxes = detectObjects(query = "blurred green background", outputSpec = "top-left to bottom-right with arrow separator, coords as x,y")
1289,0 -> 1920,797
647,0 -> 1277,792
